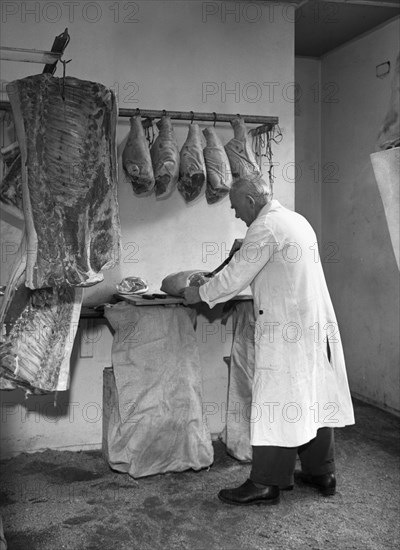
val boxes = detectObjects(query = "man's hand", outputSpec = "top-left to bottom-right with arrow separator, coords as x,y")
229,238 -> 244,256
183,286 -> 202,305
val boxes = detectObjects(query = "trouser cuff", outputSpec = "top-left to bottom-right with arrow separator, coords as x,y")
250,472 -> 294,488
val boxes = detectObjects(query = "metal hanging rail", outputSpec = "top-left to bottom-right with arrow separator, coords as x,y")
118,108 -> 278,127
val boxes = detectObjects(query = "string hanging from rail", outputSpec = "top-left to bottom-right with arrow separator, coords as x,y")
144,118 -> 155,147
250,124 -> 282,185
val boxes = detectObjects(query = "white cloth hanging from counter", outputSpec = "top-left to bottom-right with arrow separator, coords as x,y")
103,302 -> 213,478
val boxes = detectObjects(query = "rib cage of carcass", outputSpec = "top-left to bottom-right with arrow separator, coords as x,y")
0,74 -> 121,393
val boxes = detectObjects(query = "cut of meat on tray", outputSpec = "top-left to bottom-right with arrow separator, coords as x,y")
225,117 -> 261,180
178,124 -> 206,202
116,276 -> 148,294
0,236 -> 82,393
203,127 -> 233,204
6,74 -> 121,289
150,116 -> 180,198
122,116 -> 155,195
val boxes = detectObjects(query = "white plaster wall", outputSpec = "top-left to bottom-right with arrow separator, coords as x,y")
321,18 -> 400,414
0,0 -> 295,457
294,56 -> 321,241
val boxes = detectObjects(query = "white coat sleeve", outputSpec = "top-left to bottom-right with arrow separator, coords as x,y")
199,220 -> 278,308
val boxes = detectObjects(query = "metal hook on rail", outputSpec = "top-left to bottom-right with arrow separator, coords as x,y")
190,111 -> 194,124
213,112 -> 217,127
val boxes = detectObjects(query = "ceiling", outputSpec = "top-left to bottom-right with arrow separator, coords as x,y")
294,0 -> 400,57
253,0 -> 399,57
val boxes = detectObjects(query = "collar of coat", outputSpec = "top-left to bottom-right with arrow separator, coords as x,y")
256,199 -> 281,220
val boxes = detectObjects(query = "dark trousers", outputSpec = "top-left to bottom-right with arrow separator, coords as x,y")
250,427 -> 335,487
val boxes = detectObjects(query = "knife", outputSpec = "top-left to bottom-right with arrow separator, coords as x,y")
205,251 -> 236,278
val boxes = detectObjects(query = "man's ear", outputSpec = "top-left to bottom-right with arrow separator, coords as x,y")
246,194 -> 256,208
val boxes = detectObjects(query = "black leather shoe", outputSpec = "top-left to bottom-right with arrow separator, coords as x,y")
297,472 -> 336,496
218,479 -> 280,506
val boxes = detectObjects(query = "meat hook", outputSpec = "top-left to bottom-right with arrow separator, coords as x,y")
60,59 -> 72,101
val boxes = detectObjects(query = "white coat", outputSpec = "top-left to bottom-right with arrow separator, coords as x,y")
199,200 -> 355,447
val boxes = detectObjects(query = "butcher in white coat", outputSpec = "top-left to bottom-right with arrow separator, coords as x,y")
184,175 -> 355,505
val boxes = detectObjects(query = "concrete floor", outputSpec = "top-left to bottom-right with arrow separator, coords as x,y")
0,398 -> 399,550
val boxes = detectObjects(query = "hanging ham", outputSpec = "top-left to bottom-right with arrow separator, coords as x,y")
225,117 -> 261,180
122,116 -> 155,195
203,127 -> 232,204
150,116 -> 179,198
178,124 -> 206,202
6,74 -> 121,289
